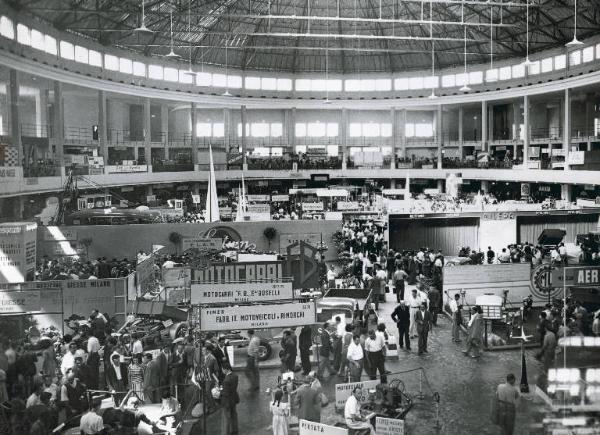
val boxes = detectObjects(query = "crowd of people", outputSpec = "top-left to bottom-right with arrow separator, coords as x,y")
35,257 -> 136,281
0,306 -> 242,435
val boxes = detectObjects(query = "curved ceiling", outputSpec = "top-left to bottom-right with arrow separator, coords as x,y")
9,0 -> 600,73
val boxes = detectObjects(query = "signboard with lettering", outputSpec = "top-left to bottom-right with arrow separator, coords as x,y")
302,202 -> 324,212
481,211 -> 516,220
192,261 -> 284,283
0,167 -> 17,179
375,417 -> 405,435
246,195 -> 270,202
568,151 -> 585,165
551,266 -> 600,288
299,420 -> 348,435
162,267 -> 191,288
245,204 -> 271,214
336,201 -> 360,211
199,301 -> 316,331
181,238 -> 223,252
191,281 -> 293,304
0,223 -> 37,284
0,291 -> 41,313
271,195 -> 290,202
107,165 -> 148,173
334,380 -> 380,409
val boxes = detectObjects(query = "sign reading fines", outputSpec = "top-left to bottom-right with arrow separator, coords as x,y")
200,301 -> 316,331
191,281 -> 293,304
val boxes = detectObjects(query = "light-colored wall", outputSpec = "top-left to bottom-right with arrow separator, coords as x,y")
107,99 -> 130,132
37,219 -> 342,261
64,93 -> 98,130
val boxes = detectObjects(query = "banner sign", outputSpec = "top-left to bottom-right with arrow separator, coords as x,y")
299,420 -> 348,435
191,194 -> 201,204
552,266 -> 600,288
246,204 -> 271,214
146,195 -> 156,203
88,156 -> 104,168
162,267 -> 191,288
551,148 -> 566,157
166,288 -> 186,306
199,301 -> 316,331
107,165 -> 148,173
567,151 -> 585,165
0,168 -> 17,178
181,238 -> 223,252
191,281 -> 293,304
192,261 -> 284,283
272,195 -> 290,202
302,202 -> 324,212
336,201 -> 360,211
0,291 -> 41,313
335,380 -> 380,409
136,255 -> 155,292
375,417 -> 405,435
246,195 -> 270,202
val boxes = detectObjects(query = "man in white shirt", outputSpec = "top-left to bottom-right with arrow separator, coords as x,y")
449,293 -> 462,342
80,398 -> 104,434
327,265 -> 337,288
558,243 -> 568,265
346,335 -> 364,382
407,289 -> 425,338
344,387 -> 375,434
132,333 -> 144,355
364,330 -> 386,383
61,342 -> 77,376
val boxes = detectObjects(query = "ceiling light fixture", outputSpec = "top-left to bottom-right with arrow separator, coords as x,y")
428,1 -> 437,99
133,0 -> 153,34
566,0 -> 583,46
460,23 -> 471,92
522,0 -> 533,66
222,37 -> 231,96
183,0 -> 197,79
165,8 -> 179,57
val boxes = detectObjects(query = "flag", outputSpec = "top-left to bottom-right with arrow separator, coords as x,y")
204,145 -> 220,222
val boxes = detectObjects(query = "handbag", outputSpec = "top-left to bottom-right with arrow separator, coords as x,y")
211,386 -> 222,400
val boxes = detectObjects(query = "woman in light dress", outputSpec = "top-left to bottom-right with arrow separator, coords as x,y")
270,389 -> 290,435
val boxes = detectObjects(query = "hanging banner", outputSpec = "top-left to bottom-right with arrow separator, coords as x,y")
302,202 -> 324,211
192,261 -> 284,283
199,301 -> 316,331
552,266 -> 600,288
375,417 -> 405,435
299,420 -> 348,435
334,380 -> 380,410
191,281 -> 293,304
181,238 -> 223,252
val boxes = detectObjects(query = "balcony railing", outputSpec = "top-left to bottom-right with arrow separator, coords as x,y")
23,160 -> 61,177
21,123 -> 53,138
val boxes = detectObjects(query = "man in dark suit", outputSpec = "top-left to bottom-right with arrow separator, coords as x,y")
155,343 -> 170,397
391,300 -> 411,351
316,323 -> 333,380
294,376 -> 321,423
220,363 -> 239,435
299,325 -> 313,375
143,354 -> 162,403
416,302 -> 432,355
463,306 -> 484,358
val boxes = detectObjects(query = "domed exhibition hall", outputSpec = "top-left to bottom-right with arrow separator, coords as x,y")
0,0 -> 598,434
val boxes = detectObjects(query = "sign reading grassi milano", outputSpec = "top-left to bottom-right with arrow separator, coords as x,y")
191,281 -> 293,304
199,301 -> 316,331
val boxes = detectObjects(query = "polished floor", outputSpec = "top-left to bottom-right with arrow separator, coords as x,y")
204,297 -> 545,435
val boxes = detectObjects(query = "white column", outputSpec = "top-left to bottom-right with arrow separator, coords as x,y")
161,105 -> 169,159
563,88 -> 571,170
241,105 -> 247,169
390,108 -> 397,169
98,91 -> 108,168
9,69 -> 22,165
52,80 -> 64,167
399,109 -> 407,159
223,108 -> 231,154
523,95 -> 529,166
458,106 -> 464,159
341,108 -> 348,169
481,100 -> 487,151
436,105 -> 443,169
190,102 -> 197,167
143,98 -> 152,170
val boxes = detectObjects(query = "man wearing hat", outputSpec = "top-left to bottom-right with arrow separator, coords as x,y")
79,397 -> 104,434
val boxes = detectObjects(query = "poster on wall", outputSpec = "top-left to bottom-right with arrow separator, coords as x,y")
199,301 -> 316,331
181,238 -> 223,252
279,233 -> 321,253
